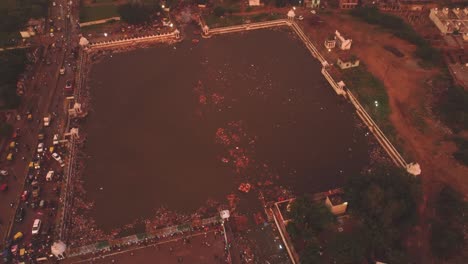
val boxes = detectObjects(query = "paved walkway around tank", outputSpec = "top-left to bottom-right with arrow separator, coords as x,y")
67,229 -> 227,264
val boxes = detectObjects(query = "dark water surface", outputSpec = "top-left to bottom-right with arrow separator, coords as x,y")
83,28 -> 370,231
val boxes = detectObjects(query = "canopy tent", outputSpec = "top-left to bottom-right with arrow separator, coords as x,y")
51,241 -> 66,259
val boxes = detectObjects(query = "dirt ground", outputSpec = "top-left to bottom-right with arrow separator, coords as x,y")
298,9 -> 468,262
82,0 -> 127,7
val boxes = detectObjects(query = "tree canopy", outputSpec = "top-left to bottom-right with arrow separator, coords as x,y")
288,196 -> 335,235
286,196 -> 335,263
327,229 -> 369,264
430,185 -> 467,260
344,165 -> 421,260
118,3 -> 152,25
0,50 -> 27,109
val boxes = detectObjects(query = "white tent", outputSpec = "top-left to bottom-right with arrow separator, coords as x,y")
79,36 -> 89,47
406,163 -> 421,176
51,241 -> 66,259
220,210 -> 230,220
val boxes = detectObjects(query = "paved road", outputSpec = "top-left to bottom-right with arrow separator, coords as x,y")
0,0 -> 80,260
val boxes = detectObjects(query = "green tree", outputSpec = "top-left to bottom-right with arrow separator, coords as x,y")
300,238 -> 321,264
213,6 -> 225,17
0,49 -> 27,109
0,122 -> 13,138
286,222 -> 300,240
275,0 -> 287,7
345,166 -> 421,259
345,166 -> 421,232
118,3 -> 152,25
328,230 -> 369,264
289,196 -> 335,234
453,138 -> 468,165
430,222 -> 465,259
435,185 -> 465,222
430,185 -> 467,260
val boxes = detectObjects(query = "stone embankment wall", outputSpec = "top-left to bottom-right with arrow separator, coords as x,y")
88,31 -> 179,49
79,17 -> 121,27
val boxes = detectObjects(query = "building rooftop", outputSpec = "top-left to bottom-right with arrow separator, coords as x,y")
328,193 -> 346,206
338,54 -> 359,63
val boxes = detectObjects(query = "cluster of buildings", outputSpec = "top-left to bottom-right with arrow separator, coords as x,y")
323,30 -> 361,70
429,7 -> 468,41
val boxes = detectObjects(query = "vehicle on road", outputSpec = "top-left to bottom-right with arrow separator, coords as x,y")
20,191 -> 29,201
2,249 -> 11,263
43,114 -> 51,127
37,143 -> 44,153
38,131 -> 45,141
13,232 -> 23,241
32,186 -> 40,198
12,129 -> 19,139
0,170 -> 8,176
52,153 -> 62,163
65,80 -> 73,93
46,171 -> 54,181
15,208 -> 25,223
0,184 -> 8,192
53,134 -> 59,145
26,111 -> 33,121
60,67 -> 65,75
6,153 -> 14,161
32,219 -> 41,235
34,160 -> 41,170
9,141 -> 16,150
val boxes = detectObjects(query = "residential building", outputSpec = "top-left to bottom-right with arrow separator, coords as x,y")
324,35 -> 336,50
339,0 -> 359,9
337,55 -> 360,69
335,30 -> 352,50
249,0 -> 260,6
304,0 -> 320,8
325,194 -> 348,215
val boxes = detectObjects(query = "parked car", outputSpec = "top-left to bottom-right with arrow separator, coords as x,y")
53,134 -> 59,145
59,67 -> 65,75
40,222 -> 50,236
15,208 -> 25,223
0,184 -> 8,192
34,161 -> 41,170
46,171 -> 54,181
20,191 -> 29,201
32,186 -> 40,198
26,111 -> 33,121
64,80 -> 73,93
52,153 -> 62,163
37,143 -> 44,153
31,219 -> 41,235
38,131 -> 45,141
0,170 -> 8,176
